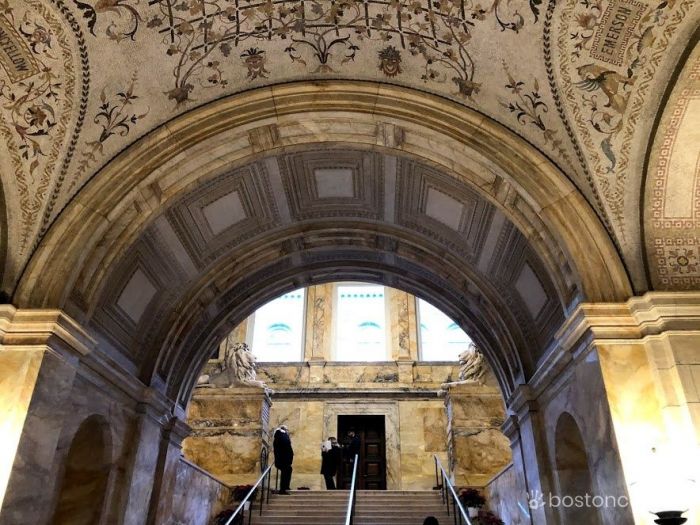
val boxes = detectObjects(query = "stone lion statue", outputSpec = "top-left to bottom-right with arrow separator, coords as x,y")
458,342 -> 486,383
197,342 -> 264,388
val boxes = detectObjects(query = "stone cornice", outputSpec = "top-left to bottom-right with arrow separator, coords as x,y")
555,292 -> 700,345
0,305 -> 181,426
0,305 -> 95,357
507,292 -> 700,414
247,387 -> 444,401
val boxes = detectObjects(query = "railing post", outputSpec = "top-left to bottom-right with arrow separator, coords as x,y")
445,472 -> 450,517
259,472 -> 265,516
434,456 -> 440,489
266,469 -> 271,503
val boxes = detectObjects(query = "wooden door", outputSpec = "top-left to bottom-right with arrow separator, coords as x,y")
337,415 -> 387,490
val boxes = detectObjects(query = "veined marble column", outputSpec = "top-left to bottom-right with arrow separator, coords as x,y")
0,307 -> 92,524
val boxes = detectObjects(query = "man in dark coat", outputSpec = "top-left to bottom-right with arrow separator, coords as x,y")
320,437 -> 342,489
273,425 -> 294,494
346,431 -> 361,460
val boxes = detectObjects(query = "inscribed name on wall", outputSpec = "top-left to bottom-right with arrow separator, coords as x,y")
0,15 -> 39,82
590,0 -> 645,66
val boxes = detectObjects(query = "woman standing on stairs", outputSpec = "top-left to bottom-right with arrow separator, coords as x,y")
273,425 -> 294,495
320,437 -> 342,489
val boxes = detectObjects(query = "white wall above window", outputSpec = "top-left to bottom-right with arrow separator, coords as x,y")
418,299 -> 472,361
334,284 -> 387,361
250,289 -> 305,362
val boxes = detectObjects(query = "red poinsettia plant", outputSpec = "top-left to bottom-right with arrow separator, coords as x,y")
473,510 -> 505,525
459,487 -> 486,508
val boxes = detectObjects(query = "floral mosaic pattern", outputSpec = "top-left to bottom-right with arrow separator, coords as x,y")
73,74 -> 149,188
117,0 -> 544,105
0,0 -> 78,251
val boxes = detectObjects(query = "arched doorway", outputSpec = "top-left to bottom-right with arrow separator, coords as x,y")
52,415 -> 112,525
554,412 -> 601,525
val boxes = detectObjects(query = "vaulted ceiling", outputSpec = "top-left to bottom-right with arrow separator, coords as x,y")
86,149 -> 567,401
0,0 -> 698,300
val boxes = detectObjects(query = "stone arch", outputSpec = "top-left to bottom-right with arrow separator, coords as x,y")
51,414 -> 112,525
642,34 -> 700,290
0,177 -> 7,301
553,412 -> 601,525
12,83 -> 631,407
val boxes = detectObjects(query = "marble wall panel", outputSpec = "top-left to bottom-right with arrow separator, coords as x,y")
268,400 -> 325,490
183,388 -> 271,487
485,464 -> 528,525
445,384 -> 512,487
157,458 -> 230,525
398,401 -> 449,490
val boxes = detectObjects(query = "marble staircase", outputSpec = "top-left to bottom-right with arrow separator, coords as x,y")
248,490 -> 454,525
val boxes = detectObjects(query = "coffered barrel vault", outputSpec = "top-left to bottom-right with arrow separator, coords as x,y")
0,4 -> 698,523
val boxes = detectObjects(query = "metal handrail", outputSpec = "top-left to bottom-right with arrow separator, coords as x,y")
433,455 -> 473,525
224,464 -> 273,525
344,454 -> 359,525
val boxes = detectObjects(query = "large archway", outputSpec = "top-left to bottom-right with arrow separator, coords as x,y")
12,83 -> 630,409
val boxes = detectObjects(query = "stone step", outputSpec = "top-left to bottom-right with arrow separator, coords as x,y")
249,489 -> 453,525
249,516 -> 452,523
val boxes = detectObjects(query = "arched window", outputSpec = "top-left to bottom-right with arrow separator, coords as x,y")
250,289 -> 305,361
335,284 -> 387,361
52,415 -> 112,525
418,298 -> 472,361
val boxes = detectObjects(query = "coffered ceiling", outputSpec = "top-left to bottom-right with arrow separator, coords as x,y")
86,149 -> 563,400
0,0 -> 698,297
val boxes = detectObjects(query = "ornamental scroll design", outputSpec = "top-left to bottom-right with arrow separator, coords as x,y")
85,0 -> 543,105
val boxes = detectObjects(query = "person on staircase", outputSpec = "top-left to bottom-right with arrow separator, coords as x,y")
320,436 -> 342,489
273,425 -> 294,495
345,431 -> 361,460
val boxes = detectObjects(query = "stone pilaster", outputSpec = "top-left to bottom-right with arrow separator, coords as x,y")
121,400 -> 172,525
183,386 -> 272,486
151,418 -> 196,525
503,389 -> 556,525
388,288 -> 418,361
304,284 -> 333,363
0,307 -> 93,524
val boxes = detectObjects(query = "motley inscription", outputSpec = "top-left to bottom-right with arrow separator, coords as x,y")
590,0 -> 645,66
0,15 -> 39,82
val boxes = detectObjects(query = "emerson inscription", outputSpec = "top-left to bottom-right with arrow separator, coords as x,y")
0,15 -> 39,83
590,0 -> 645,66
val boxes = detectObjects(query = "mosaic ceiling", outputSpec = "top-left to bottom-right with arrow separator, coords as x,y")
0,0 -> 698,294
